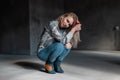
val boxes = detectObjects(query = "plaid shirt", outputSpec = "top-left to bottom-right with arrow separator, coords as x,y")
38,20 -> 73,52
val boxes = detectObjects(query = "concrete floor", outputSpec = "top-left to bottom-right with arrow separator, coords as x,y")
0,50 -> 120,80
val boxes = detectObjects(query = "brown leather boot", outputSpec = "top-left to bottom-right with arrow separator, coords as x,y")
45,61 -> 55,74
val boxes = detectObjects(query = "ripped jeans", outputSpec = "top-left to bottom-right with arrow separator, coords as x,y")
37,42 -> 70,62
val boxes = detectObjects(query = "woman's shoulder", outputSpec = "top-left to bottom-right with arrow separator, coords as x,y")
49,20 -> 58,28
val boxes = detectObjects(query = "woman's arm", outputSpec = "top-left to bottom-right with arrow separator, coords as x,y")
49,21 -> 74,44
65,22 -> 82,43
65,21 -> 82,49
48,20 -> 81,44
49,21 -> 63,42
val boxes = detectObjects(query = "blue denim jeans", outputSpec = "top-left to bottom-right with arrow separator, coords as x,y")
37,42 -> 70,62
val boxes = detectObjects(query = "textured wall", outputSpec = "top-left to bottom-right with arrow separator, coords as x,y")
29,0 -> 64,55
64,0 -> 120,51
1,0 -> 120,55
0,0 -> 29,54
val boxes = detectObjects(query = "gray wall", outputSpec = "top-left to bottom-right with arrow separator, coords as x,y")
0,0 -> 120,55
64,0 -> 120,51
0,0 -> 30,55
29,0 -> 64,55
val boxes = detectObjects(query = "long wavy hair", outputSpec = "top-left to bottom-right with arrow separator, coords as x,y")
57,12 -> 81,48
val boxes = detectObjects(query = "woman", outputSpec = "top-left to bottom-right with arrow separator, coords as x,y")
37,12 -> 82,74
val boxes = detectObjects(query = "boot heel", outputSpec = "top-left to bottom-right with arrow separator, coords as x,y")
45,63 -> 55,74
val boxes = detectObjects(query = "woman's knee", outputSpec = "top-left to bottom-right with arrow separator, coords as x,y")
37,50 -> 48,61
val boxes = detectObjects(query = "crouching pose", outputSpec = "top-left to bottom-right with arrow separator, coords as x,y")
37,12 -> 81,74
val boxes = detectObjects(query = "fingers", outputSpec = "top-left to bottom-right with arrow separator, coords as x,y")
76,20 -> 80,24
65,43 -> 72,49
71,20 -> 82,32
74,23 -> 82,31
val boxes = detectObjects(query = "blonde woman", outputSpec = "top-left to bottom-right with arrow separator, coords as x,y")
37,12 -> 82,74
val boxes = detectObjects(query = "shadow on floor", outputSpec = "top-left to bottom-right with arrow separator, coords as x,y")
14,61 -> 46,72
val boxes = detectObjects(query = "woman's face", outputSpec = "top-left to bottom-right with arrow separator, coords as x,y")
60,16 -> 74,29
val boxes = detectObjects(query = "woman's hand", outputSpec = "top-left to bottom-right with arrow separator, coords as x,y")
72,23 -> 82,32
65,43 -> 72,49
70,21 -> 82,34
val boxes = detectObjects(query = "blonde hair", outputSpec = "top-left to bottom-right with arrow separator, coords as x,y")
57,12 -> 81,48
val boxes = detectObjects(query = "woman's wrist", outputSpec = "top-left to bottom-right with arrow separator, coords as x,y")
70,28 -> 76,34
